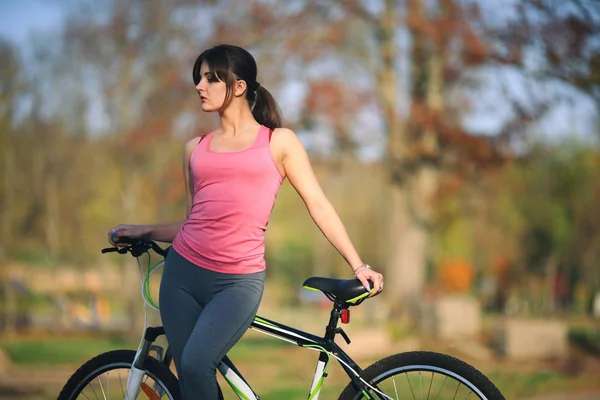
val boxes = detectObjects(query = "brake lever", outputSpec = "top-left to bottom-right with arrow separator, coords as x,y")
101,247 -> 128,254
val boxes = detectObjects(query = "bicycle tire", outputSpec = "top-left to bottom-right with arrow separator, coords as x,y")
57,349 -> 180,400
338,351 -> 505,400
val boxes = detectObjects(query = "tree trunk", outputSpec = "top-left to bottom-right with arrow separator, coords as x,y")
0,146 -> 13,260
382,0 -> 444,319
544,255 -> 558,314
387,167 -> 438,319
3,280 -> 17,337
44,175 -> 61,258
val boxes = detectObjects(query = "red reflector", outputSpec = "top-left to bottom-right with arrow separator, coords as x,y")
341,309 -> 350,324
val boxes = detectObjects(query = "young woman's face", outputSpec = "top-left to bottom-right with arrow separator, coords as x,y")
195,62 -> 227,112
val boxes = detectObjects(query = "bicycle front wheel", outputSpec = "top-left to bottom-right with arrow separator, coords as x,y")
58,349 -> 180,400
339,351 -> 504,400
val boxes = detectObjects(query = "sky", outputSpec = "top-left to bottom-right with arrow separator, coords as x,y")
0,0 -> 63,45
0,0 -> 597,150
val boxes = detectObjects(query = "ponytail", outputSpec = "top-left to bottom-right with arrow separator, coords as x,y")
251,85 -> 282,129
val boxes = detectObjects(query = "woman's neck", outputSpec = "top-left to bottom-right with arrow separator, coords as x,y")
219,101 -> 258,135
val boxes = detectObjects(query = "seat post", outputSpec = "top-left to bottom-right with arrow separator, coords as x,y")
324,302 -> 344,341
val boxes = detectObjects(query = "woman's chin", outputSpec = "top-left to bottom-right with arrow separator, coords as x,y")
201,104 -> 217,112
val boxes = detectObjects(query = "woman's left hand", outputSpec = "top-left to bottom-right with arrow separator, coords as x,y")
354,264 -> 384,297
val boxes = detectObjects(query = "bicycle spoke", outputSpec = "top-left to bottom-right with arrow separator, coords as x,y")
79,389 -> 92,400
106,371 -> 110,400
391,375 -> 399,400
405,372 -> 416,400
419,371 -> 422,399
97,373 -> 107,400
377,381 -> 394,400
453,380 -> 460,400
89,381 -> 101,400
118,370 -> 125,398
427,372 -> 433,400
435,375 -> 448,400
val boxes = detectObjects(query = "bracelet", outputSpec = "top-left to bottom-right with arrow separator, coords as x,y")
353,263 -> 371,276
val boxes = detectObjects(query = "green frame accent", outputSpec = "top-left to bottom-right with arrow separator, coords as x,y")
346,290 -> 373,304
253,316 -> 278,327
223,376 -> 250,400
303,345 -> 331,400
302,285 -> 320,292
303,285 -> 373,304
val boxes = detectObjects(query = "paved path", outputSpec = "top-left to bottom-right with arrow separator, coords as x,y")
2,366 -> 600,399
0,368 -> 71,398
519,391 -> 600,400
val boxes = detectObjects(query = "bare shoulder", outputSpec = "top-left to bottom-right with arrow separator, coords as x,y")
271,127 -> 296,140
270,127 -> 304,152
183,136 -> 203,161
185,136 -> 202,150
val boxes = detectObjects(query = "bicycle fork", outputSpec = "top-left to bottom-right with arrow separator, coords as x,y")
126,327 -> 169,400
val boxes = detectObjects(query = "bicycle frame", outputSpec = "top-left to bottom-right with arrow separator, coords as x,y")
226,312 -> 365,400
134,305 -> 378,400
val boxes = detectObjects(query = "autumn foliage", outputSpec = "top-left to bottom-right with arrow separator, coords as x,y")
439,259 -> 475,294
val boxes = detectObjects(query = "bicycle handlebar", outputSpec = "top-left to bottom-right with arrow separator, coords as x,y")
102,236 -> 168,258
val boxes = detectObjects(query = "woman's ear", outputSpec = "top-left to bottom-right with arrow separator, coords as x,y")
234,80 -> 248,97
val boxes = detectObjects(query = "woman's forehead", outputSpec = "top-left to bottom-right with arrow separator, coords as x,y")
200,61 -> 210,74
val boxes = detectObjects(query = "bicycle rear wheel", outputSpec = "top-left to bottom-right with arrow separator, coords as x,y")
58,349 -> 180,400
339,351 -> 504,400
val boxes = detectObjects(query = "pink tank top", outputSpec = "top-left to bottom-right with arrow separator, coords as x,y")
172,125 -> 284,274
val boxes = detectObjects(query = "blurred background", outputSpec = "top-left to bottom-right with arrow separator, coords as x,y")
0,0 -> 599,399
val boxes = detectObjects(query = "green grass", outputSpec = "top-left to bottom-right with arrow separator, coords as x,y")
0,332 -> 289,366
3,333 -> 600,399
0,336 -> 134,365
259,386 -> 347,399
488,369 -> 600,399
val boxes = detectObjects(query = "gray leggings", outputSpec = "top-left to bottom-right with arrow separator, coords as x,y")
159,247 -> 264,399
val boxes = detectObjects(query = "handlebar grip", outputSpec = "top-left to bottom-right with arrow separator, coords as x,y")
110,234 -> 123,244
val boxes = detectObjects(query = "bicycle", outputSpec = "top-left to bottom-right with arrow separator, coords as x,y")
58,237 -> 505,400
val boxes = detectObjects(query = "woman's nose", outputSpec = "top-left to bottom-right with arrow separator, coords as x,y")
196,78 -> 207,91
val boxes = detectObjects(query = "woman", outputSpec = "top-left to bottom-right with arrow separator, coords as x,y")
109,44 -> 384,399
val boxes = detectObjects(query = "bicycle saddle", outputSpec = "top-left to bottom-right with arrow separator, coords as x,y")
302,277 -> 373,305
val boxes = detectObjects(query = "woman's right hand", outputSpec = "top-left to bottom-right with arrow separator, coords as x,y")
108,224 -> 151,245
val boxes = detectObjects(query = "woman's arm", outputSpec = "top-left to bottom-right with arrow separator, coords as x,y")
112,220 -> 185,244
183,136 -> 201,218
109,137 -> 201,244
273,128 -> 383,294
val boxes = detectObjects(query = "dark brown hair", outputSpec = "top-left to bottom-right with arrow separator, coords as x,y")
193,44 -> 282,129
